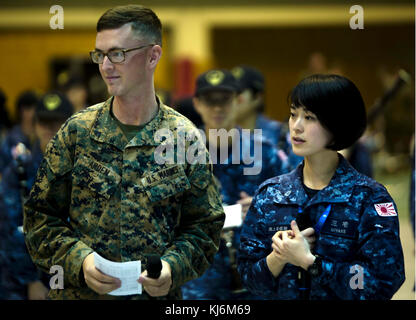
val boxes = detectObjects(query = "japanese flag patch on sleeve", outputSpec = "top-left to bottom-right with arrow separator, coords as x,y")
374,202 -> 397,217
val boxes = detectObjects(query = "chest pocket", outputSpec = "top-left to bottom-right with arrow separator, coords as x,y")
72,155 -> 121,199
320,218 -> 359,239
317,218 -> 359,261
142,165 -> 191,202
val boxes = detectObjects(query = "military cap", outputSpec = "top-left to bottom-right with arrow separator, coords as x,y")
231,65 -> 264,93
195,69 -> 239,96
36,91 -> 74,121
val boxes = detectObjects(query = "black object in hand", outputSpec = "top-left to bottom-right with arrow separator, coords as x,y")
296,211 -> 313,231
295,210 -> 313,300
147,254 -> 162,279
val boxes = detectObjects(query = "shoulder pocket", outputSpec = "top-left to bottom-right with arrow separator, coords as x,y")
188,164 -> 212,190
143,165 -> 191,202
72,155 -> 120,199
45,133 -> 73,177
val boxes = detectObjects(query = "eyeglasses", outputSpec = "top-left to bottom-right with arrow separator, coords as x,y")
90,44 -> 154,64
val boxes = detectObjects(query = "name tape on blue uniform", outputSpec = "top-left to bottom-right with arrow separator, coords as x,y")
320,218 -> 359,239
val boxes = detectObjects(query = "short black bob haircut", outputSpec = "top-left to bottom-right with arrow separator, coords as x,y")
288,74 -> 367,151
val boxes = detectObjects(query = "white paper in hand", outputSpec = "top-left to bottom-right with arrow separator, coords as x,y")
223,204 -> 243,229
93,252 -> 142,296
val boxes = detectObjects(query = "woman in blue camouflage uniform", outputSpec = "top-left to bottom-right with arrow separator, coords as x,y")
238,74 -> 405,300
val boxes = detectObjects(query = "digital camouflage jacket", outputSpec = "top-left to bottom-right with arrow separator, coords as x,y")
238,155 -> 405,300
23,98 -> 225,300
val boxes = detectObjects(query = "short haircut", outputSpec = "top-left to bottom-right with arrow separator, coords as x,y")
289,74 -> 367,151
97,5 -> 162,46
16,90 -> 38,111
16,90 -> 38,123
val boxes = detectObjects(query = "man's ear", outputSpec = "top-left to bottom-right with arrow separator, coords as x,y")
236,92 -> 244,104
192,97 -> 202,115
252,92 -> 264,106
149,45 -> 162,68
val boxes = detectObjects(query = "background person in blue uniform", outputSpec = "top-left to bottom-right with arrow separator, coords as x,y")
0,91 -> 73,299
0,188 -> 11,299
0,89 -> 13,158
231,65 -> 302,172
231,65 -> 281,147
0,91 -> 38,174
238,74 -> 405,300
181,69 -> 287,300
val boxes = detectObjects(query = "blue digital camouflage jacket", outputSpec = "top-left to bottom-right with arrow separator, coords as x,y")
238,154 -> 405,300
255,114 -> 303,171
0,141 -> 44,299
0,188 -> 10,299
213,127 -> 287,205
0,125 -> 32,174
255,114 -> 281,148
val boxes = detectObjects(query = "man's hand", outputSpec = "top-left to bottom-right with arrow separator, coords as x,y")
27,280 -> 48,300
138,260 -> 172,297
82,253 -> 121,295
237,191 -> 253,221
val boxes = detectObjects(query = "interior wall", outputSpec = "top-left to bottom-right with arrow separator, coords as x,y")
213,24 -> 415,152
0,29 -> 171,120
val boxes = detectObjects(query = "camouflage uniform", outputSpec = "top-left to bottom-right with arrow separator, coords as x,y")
212,127 -> 287,206
255,115 -> 303,172
0,141 -> 44,299
23,97 -> 225,300
255,114 -> 281,148
0,187 -> 10,299
181,127 -> 288,299
238,154 -> 405,300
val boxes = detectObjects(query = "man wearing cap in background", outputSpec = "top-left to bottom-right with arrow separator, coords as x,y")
0,91 -> 73,299
0,90 -> 38,174
181,69 -> 288,300
231,66 -> 282,146
0,89 -> 13,156
232,65 -> 303,171
61,77 -> 89,114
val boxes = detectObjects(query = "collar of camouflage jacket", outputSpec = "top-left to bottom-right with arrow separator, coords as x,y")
90,97 -> 164,150
273,154 -> 357,207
